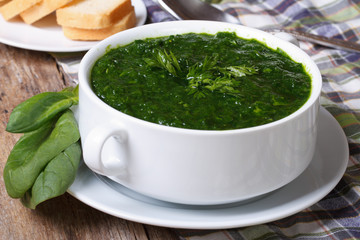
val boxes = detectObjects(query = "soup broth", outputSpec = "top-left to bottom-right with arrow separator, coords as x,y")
91,32 -> 311,130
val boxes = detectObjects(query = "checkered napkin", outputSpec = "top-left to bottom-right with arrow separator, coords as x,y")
53,0 -> 360,239
142,0 -> 360,239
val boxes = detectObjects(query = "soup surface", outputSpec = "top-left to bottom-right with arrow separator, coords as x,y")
91,32 -> 311,130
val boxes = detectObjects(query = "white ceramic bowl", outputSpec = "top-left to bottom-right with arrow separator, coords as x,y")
78,20 -> 322,205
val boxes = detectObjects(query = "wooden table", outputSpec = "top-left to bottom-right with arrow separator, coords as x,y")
0,43 -> 179,240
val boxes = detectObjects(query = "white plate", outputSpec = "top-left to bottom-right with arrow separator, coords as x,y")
68,107 -> 349,229
0,0 -> 147,52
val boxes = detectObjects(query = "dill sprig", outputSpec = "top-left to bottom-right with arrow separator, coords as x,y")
144,49 -> 258,99
186,55 -> 258,98
144,49 -> 181,76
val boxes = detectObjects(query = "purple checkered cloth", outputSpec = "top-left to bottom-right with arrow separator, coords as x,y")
142,0 -> 360,239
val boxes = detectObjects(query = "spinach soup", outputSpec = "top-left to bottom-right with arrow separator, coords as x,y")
91,32 -> 311,130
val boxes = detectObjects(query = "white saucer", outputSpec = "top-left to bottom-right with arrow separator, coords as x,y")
68,107 -> 349,229
0,0 -> 147,52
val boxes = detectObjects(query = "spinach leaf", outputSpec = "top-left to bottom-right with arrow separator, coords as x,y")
4,85 -> 82,209
6,86 -> 78,133
4,109 -> 80,198
4,119 -> 55,198
21,141 -> 81,209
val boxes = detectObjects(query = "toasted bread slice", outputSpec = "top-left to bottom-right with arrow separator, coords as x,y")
0,0 -> 41,20
0,0 -> 11,7
56,0 -> 133,29
20,0 -> 72,24
62,7 -> 136,40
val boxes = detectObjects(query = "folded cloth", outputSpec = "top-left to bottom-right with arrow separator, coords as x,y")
54,0 -> 360,239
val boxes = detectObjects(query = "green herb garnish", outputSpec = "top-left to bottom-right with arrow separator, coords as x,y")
186,55 -> 258,98
145,50 -> 258,99
144,49 -> 181,76
186,55 -> 218,99
4,86 -> 81,209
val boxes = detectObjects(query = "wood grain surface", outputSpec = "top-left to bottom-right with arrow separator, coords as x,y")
0,43 -> 179,240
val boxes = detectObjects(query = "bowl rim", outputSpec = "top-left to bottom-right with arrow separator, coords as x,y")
79,20 -> 322,135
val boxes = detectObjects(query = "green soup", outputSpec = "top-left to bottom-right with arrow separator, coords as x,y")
91,32 -> 311,130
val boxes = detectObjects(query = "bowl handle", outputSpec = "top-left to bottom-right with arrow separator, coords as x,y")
83,120 -> 128,176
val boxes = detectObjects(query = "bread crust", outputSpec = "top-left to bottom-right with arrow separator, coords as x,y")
0,0 -> 12,8
56,0 -> 133,29
20,0 -> 73,24
62,8 -> 136,41
0,0 -> 41,20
